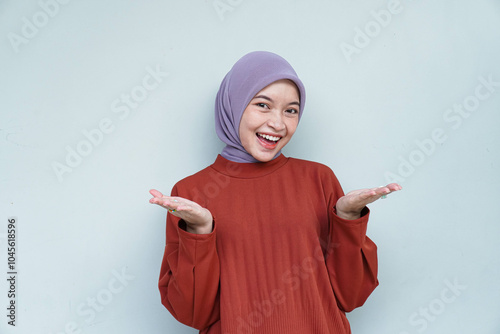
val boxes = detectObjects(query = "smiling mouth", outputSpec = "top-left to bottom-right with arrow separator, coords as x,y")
256,133 -> 282,148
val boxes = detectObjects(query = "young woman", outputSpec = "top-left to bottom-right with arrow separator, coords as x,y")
150,51 -> 401,333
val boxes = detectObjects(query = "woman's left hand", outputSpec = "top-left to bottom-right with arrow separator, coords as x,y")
335,183 -> 402,220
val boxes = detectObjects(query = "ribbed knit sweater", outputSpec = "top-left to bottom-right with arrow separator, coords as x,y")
159,154 -> 378,333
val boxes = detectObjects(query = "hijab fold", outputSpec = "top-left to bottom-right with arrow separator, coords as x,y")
214,51 -> 306,163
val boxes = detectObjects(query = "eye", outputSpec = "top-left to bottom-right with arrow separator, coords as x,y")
286,108 -> 299,115
256,103 -> 269,109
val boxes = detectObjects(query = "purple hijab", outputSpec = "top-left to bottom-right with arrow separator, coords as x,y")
214,51 -> 306,163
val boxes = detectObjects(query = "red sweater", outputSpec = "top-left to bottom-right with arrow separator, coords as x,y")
159,154 -> 378,333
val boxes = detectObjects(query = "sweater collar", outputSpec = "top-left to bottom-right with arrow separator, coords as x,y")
210,154 -> 289,179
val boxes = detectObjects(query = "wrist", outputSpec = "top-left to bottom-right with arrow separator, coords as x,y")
335,208 -> 361,220
186,221 -> 213,234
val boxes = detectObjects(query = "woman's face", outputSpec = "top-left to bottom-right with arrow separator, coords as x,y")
239,79 -> 300,162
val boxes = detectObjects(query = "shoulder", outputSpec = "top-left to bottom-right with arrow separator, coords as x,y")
286,157 -> 336,176
283,157 -> 341,187
285,157 -> 343,197
176,165 -> 212,184
288,158 -> 339,184
168,163 -> 222,206
170,164 -> 214,193
289,158 -> 343,198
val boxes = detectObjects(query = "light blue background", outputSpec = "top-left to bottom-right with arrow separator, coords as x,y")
1,0 -> 499,333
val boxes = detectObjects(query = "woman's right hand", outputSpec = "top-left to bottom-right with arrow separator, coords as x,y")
149,189 -> 213,234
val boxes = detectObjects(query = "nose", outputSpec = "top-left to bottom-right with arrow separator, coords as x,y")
267,110 -> 285,131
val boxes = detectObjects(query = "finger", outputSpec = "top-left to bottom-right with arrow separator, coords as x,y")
376,184 -> 402,199
346,187 -> 389,203
347,184 -> 399,198
168,203 -> 193,216
165,198 -> 183,213
150,197 -> 170,206
149,196 -> 165,204
358,188 -> 380,198
149,189 -> 164,198
378,184 -> 402,195
385,183 -> 402,191
344,188 -> 368,197
150,196 -> 180,211
376,186 -> 391,195
349,187 -> 386,202
162,197 -> 180,207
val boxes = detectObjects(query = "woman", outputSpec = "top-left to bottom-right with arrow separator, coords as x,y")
150,51 -> 401,333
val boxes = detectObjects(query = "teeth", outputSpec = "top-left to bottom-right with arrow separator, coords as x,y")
258,133 -> 280,142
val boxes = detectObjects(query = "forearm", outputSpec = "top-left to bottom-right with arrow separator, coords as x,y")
183,220 -> 214,234
159,221 -> 220,329
327,207 -> 379,312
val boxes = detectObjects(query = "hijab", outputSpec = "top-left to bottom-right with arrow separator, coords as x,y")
214,51 -> 306,163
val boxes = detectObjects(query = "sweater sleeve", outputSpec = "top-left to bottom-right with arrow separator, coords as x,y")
158,186 -> 220,330
324,173 -> 379,313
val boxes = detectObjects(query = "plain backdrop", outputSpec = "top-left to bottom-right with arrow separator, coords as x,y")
1,1 -> 500,333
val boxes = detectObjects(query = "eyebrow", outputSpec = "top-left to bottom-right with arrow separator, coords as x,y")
253,94 -> 300,107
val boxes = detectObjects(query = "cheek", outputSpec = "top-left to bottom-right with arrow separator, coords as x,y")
286,119 -> 299,136
239,110 -> 262,138
238,115 -> 250,143
239,127 -> 249,146
239,118 -> 256,146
